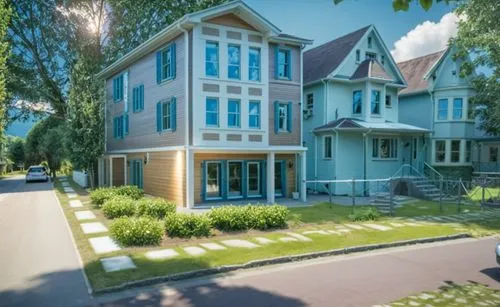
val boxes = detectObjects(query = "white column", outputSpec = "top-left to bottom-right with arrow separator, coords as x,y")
300,152 -> 307,202
109,156 -> 113,187
266,152 -> 275,204
123,156 -> 127,185
186,149 -> 195,208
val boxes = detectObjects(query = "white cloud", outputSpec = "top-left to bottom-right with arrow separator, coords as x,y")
391,12 -> 458,62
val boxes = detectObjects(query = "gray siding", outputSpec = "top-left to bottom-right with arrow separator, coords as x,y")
106,34 -> 186,152
268,43 -> 301,146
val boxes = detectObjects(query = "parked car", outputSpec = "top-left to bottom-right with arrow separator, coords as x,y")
496,243 -> 500,266
25,166 -> 49,183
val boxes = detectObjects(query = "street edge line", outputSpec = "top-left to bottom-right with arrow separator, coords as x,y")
93,232 -> 472,296
52,179 -> 94,296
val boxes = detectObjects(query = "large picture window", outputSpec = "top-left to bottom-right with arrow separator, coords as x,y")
227,99 -> 240,128
371,90 -> 380,114
451,140 -> 460,163
205,42 -> 219,77
438,99 -> 448,120
453,98 -> 463,120
228,44 -> 240,79
249,47 -> 260,81
435,140 -> 446,163
278,103 -> 288,131
372,138 -> 398,159
206,162 -> 221,198
228,161 -> 243,197
206,98 -> 219,127
247,162 -> 261,196
277,48 -> 290,79
353,90 -> 362,114
249,101 -> 260,129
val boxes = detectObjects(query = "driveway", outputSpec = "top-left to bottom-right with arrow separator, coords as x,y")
0,176 -> 92,307
99,237 -> 500,307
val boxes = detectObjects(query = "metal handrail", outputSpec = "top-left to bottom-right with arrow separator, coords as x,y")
391,164 -> 424,179
424,162 -> 443,180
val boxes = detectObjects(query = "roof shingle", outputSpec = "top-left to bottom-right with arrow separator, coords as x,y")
397,50 -> 445,95
303,25 -> 371,84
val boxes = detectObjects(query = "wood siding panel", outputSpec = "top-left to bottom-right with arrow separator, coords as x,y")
106,34 -> 186,152
128,151 -> 185,206
226,31 -> 242,40
226,134 -> 242,141
248,87 -> 262,96
206,14 -> 258,31
269,83 -> 301,146
202,26 -> 219,36
248,34 -> 262,43
203,83 -> 220,92
268,43 -> 301,83
276,154 -> 296,198
226,85 -> 242,94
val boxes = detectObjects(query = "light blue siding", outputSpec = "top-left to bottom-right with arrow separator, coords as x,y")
399,93 -> 433,130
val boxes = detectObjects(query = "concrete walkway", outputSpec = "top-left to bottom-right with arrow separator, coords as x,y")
0,176 -> 92,307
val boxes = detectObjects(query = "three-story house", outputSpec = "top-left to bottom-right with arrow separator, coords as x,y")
97,0 -> 312,207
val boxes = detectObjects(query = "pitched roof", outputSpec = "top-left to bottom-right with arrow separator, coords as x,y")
397,50 -> 446,96
351,59 -> 393,81
303,25 -> 371,84
314,118 -> 429,133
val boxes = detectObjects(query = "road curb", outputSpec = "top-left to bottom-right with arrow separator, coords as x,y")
93,232 -> 471,296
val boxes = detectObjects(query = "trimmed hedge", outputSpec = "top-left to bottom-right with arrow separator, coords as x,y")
136,198 -> 176,219
164,213 -> 211,238
89,186 -> 144,208
102,196 -> 136,219
109,217 -> 164,246
349,207 -> 381,222
208,205 -> 289,232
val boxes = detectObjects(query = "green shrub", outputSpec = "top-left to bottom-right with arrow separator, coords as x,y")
349,207 -> 381,222
208,205 -> 289,232
164,213 -> 211,238
109,217 -> 164,246
114,185 -> 144,200
136,198 -> 176,219
90,188 -> 118,208
102,196 -> 136,219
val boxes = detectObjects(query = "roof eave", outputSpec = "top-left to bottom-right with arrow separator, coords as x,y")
269,36 -> 313,45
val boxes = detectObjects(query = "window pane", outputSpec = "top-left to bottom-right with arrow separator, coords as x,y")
324,137 -> 332,158
249,101 -> 260,128
371,90 -> 380,114
206,98 -> 218,126
451,140 -> 460,163
278,105 -> 287,130
228,162 -> 242,196
438,99 -> 448,120
453,98 -> 463,120
206,163 -> 220,198
228,45 -> 240,79
162,102 -> 170,130
372,138 -> 378,158
465,141 -> 471,162
205,42 -> 218,77
380,139 -> 390,158
490,147 -> 498,162
248,162 -> 260,195
274,162 -> 282,194
249,48 -> 260,81
435,141 -> 446,162
278,50 -> 289,78
353,90 -> 362,114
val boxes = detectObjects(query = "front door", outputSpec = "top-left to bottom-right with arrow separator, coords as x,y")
206,162 -> 222,199
274,161 -> 286,197
131,160 -> 143,189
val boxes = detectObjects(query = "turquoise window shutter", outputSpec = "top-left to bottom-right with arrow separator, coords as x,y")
281,161 -> 287,197
274,46 -> 279,79
242,162 -> 247,197
125,114 -> 129,135
140,85 -> 144,110
120,115 -> 124,139
170,97 -> 176,131
171,43 -> 176,79
287,50 -> 292,80
274,101 -> 279,134
156,51 -> 162,84
113,78 -> 117,102
261,160 -> 266,196
132,87 -> 137,111
119,75 -> 123,100
287,102 -> 292,132
113,117 -> 116,138
221,161 -> 227,199
201,161 -> 206,200
156,102 -> 162,132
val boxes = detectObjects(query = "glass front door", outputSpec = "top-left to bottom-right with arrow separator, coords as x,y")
247,162 -> 261,196
228,161 -> 243,197
206,162 -> 221,199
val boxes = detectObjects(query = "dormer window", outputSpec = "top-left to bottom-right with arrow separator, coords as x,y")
381,55 -> 385,65
452,70 -> 457,76
368,37 -> 372,48
356,50 -> 360,62
366,52 -> 377,61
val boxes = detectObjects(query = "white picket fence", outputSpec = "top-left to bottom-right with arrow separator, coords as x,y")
72,170 -> 89,188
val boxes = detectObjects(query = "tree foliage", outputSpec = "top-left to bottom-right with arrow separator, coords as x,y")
7,136 -> 24,167
333,0 -> 450,11
452,0 -> 500,135
40,125 -> 66,178
0,0 -> 11,133
24,116 -> 64,166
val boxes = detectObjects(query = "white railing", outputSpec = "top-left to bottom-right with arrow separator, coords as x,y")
424,162 -> 443,182
72,170 -> 89,188
391,164 -> 424,179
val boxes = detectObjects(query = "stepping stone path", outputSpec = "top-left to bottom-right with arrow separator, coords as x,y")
336,228 -> 351,233
89,236 -> 121,254
69,200 -> 83,208
81,222 -> 107,234
344,224 -> 365,230
63,187 -> 75,193
255,237 -> 275,244
364,223 -> 392,231
286,232 -> 312,242
67,193 -> 77,199
145,249 -> 179,260
327,230 -> 341,235
389,222 -> 405,227
200,243 -> 226,250
221,239 -> 260,249
183,246 -> 206,256
302,230 -> 329,235
74,210 -> 96,221
404,222 -> 422,227
279,237 -> 298,242
101,256 -> 136,272
61,182 -> 70,187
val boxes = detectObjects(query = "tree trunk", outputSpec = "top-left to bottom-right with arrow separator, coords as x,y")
88,162 -> 96,189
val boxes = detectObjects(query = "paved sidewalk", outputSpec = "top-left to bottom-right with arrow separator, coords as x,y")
0,176 -> 92,307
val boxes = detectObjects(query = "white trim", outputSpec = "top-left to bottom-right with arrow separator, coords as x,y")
106,146 -> 186,154
266,152 -> 275,204
192,146 -> 307,153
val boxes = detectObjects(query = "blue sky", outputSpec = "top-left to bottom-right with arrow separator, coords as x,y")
245,0 -> 456,61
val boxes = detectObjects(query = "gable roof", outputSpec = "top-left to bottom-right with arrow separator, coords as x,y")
303,25 -> 371,84
314,118 -> 429,133
351,59 -> 393,81
98,0 -> 311,79
397,50 -> 446,96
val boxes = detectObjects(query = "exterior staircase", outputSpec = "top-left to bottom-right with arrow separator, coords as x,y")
370,192 -> 418,214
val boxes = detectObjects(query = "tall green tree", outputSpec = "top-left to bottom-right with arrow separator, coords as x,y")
452,0 -> 500,135
0,0 -> 11,133
40,125 -> 66,178
333,0 -> 450,12
24,116 -> 64,165
7,136 -> 24,167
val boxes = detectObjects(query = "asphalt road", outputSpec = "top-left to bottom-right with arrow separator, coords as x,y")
99,237 -> 500,307
0,176 -> 92,307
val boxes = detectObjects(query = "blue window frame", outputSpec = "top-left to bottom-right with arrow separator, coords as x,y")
371,90 -> 380,115
205,161 -> 222,199
156,43 -> 176,83
228,99 -> 240,128
274,101 -> 292,133
205,42 -> 219,77
112,75 -> 124,102
453,98 -> 463,120
249,101 -> 260,129
353,90 -> 362,114
155,97 -> 176,132
132,85 -> 144,112
228,44 -> 240,79
438,99 -> 448,120
206,97 -> 219,127
249,47 -> 261,81
275,48 -> 291,80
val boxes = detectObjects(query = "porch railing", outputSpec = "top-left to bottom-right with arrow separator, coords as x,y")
391,164 -> 424,179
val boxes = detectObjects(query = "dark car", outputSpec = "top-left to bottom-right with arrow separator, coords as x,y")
25,166 -> 49,183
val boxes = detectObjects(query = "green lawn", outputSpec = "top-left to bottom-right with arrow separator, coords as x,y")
389,282 -> 500,306
467,186 -> 500,202
53,179 -> 500,292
